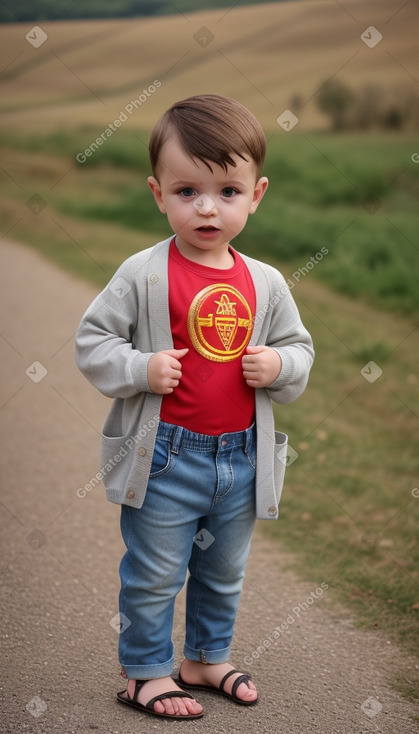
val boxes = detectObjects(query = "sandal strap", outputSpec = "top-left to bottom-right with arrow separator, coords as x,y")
219,668 -> 252,694
133,679 -> 149,702
219,668 -> 239,691
219,668 -> 250,691
231,674 -> 252,699
146,690 -> 194,710
126,680 -> 195,711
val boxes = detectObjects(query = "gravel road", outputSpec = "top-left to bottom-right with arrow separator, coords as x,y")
1,238 -> 417,733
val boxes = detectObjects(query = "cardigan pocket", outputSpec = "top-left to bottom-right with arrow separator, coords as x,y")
100,431 -> 136,491
100,400 -> 142,491
274,431 -> 288,504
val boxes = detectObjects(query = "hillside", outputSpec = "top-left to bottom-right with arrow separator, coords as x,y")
0,0 -> 418,131
0,0 -> 286,23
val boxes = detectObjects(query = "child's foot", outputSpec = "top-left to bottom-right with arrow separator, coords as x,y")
119,676 -> 203,718
178,660 -> 258,704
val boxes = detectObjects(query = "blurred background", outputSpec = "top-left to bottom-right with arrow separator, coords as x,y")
1,0 -> 418,674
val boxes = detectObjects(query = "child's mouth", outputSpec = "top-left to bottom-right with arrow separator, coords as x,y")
195,226 -> 220,239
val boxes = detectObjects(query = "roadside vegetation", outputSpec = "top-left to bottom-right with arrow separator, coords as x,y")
2,128 -> 419,314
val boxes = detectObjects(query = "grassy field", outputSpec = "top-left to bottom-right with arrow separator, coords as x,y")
1,128 -> 418,313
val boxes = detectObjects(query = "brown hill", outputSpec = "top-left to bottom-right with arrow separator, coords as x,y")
0,0 -> 418,131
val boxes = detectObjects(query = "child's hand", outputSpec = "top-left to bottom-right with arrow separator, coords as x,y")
242,345 -> 282,388
147,348 -> 189,394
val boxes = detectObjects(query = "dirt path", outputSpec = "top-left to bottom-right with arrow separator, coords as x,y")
1,238 -> 417,733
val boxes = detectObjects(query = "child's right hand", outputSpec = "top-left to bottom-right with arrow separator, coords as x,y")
147,348 -> 189,394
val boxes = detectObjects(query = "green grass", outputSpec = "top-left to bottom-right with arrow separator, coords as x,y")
393,672 -> 419,701
1,127 -> 418,665
2,127 -> 417,314
262,275 -> 419,660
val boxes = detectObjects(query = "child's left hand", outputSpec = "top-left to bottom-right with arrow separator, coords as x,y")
242,345 -> 282,388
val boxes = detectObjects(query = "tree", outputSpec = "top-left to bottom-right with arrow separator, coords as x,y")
316,79 -> 355,131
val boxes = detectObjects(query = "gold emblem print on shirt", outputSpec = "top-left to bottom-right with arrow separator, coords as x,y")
187,284 -> 253,362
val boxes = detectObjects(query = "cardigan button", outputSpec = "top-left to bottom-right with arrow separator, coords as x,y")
268,506 -> 277,516
149,274 -> 159,283
138,447 -> 146,457
126,489 -> 135,500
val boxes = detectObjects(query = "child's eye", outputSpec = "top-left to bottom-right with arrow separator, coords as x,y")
221,187 -> 238,198
178,188 -> 196,198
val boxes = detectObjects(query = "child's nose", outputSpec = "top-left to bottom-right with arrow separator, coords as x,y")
193,193 -> 216,215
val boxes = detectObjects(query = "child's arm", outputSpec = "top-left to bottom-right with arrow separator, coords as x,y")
76,283 -> 187,398
242,266 -> 314,404
76,290 -> 152,398
76,254 -> 187,399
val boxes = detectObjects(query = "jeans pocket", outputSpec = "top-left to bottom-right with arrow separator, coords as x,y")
243,443 -> 256,469
149,437 -> 173,477
274,431 -> 288,504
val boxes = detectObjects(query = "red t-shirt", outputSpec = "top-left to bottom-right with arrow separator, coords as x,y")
160,239 -> 256,434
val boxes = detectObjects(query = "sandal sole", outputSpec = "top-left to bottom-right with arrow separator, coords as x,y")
174,678 -> 258,707
116,691 -> 204,720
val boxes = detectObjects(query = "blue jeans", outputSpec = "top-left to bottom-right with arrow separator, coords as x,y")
118,420 -> 257,679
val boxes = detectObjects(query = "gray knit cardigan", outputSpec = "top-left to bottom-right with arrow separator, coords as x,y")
75,237 -> 314,520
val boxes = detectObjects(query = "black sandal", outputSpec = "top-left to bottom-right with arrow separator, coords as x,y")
116,679 -> 204,720
176,668 -> 258,706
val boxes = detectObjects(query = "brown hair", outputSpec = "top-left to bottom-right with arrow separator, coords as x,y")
149,94 -> 266,179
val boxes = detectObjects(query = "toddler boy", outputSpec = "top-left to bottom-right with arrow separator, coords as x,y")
76,94 -> 314,719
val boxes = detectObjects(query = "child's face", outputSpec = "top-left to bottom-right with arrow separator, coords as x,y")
148,134 -> 268,258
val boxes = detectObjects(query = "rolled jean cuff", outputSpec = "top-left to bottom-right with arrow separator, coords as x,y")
183,643 -> 231,664
120,656 -> 174,679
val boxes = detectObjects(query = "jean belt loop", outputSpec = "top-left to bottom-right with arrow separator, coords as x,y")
246,422 -> 255,452
170,424 -> 183,455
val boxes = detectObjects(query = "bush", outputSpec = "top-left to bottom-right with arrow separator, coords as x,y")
316,79 -> 355,131
315,80 -> 419,131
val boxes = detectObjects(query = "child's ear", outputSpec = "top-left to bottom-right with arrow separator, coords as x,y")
249,176 -> 269,214
147,176 -> 167,214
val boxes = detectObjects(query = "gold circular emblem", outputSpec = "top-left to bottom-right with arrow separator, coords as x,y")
187,284 -> 253,362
